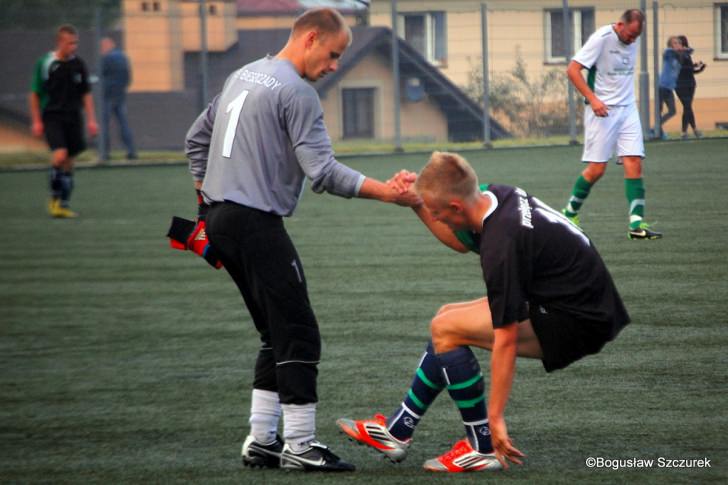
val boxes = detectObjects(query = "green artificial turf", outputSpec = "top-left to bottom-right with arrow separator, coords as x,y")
1,139 -> 727,483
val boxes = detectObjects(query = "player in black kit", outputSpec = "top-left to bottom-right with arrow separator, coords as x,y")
338,152 -> 630,472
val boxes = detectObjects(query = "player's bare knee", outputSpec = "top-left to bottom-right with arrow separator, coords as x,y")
583,163 -> 606,182
429,315 -> 451,352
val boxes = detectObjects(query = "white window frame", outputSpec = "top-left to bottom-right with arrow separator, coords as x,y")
397,12 -> 445,66
716,4 -> 728,59
545,8 -> 590,64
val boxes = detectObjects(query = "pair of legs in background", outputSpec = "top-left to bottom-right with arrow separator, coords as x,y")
101,94 -> 137,161
205,202 -> 353,472
44,112 -> 84,218
338,297 -> 543,472
675,85 -> 701,138
659,87 -> 676,138
562,105 -> 662,240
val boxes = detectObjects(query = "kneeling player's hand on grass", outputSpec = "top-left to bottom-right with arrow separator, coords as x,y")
489,415 -> 525,469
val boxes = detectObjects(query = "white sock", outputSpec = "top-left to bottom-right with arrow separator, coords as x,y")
249,389 -> 281,445
282,402 -> 316,452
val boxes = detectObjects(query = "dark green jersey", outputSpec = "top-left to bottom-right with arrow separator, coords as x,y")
31,52 -> 90,113
453,183 -> 489,253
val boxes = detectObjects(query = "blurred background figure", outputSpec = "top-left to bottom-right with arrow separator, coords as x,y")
30,24 -> 97,218
675,35 -> 706,140
100,36 -> 136,160
658,36 -> 683,139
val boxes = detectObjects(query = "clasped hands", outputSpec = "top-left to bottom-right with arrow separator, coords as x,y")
386,169 -> 422,207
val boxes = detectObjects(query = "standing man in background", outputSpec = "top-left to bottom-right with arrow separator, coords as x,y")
185,7 -> 418,473
30,24 -> 97,218
100,36 -> 137,161
561,9 -> 662,240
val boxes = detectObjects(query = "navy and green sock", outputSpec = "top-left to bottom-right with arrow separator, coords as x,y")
387,343 -> 493,453
386,341 -> 445,441
439,346 -> 492,453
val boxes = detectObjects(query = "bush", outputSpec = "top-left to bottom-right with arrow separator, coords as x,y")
466,48 -> 583,137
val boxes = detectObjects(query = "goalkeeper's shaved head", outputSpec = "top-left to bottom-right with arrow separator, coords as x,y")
415,152 -> 480,203
291,7 -> 351,44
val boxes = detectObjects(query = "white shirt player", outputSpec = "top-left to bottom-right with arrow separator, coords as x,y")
572,24 -> 639,106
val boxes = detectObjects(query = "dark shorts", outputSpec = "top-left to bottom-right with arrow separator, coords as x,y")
205,201 -> 321,405
43,111 -> 86,157
529,304 -> 616,373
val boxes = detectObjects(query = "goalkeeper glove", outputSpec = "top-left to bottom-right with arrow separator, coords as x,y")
166,189 -> 223,269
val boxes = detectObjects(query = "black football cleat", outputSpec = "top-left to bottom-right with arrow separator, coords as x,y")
241,434 -> 284,469
628,223 -> 663,240
280,441 -> 355,472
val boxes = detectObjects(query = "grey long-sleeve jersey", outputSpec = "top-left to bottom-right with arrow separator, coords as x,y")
186,56 -> 365,217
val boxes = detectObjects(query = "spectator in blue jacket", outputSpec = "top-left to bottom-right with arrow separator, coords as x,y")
101,37 -> 137,160
658,36 -> 683,139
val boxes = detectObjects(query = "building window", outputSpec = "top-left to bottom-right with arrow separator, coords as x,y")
342,88 -> 375,139
717,4 -> 728,59
152,1 -> 160,12
141,1 -> 148,11
209,4 -> 217,16
398,11 -> 447,65
545,8 -> 595,63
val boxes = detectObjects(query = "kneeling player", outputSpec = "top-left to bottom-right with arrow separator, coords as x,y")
337,152 -> 630,472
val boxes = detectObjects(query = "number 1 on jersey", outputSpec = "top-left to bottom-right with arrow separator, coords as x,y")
222,90 -> 249,158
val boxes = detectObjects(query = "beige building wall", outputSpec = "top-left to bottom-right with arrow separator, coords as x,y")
181,0 -> 237,52
124,0 -> 184,92
320,54 -> 448,142
370,0 -> 728,130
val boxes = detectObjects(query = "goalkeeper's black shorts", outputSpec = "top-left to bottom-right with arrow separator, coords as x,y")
205,201 -> 320,405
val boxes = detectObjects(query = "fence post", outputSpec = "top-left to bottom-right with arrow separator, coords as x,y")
391,0 -> 402,152
481,3 -> 492,148
95,6 -> 107,163
652,0 -> 661,138
562,0 -> 577,145
639,0 -> 651,139
198,0 -> 209,113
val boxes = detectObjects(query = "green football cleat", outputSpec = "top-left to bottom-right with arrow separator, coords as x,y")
628,223 -> 662,240
561,209 -> 580,227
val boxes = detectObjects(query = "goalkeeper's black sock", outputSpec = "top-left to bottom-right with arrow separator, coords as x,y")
439,346 -> 493,453
387,341 -> 445,441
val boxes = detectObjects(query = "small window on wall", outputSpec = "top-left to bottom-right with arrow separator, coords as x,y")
342,88 -> 375,139
717,4 -> 728,59
153,1 -> 161,12
141,2 -> 148,11
209,4 -> 217,16
398,11 -> 447,65
545,8 -> 595,63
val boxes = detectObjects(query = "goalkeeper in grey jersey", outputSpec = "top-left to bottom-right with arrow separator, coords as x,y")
185,7 -> 419,473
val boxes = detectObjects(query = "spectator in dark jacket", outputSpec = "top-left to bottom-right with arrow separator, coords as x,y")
675,35 -> 706,139
101,37 -> 137,159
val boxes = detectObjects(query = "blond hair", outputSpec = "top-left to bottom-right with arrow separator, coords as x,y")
415,151 -> 479,202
